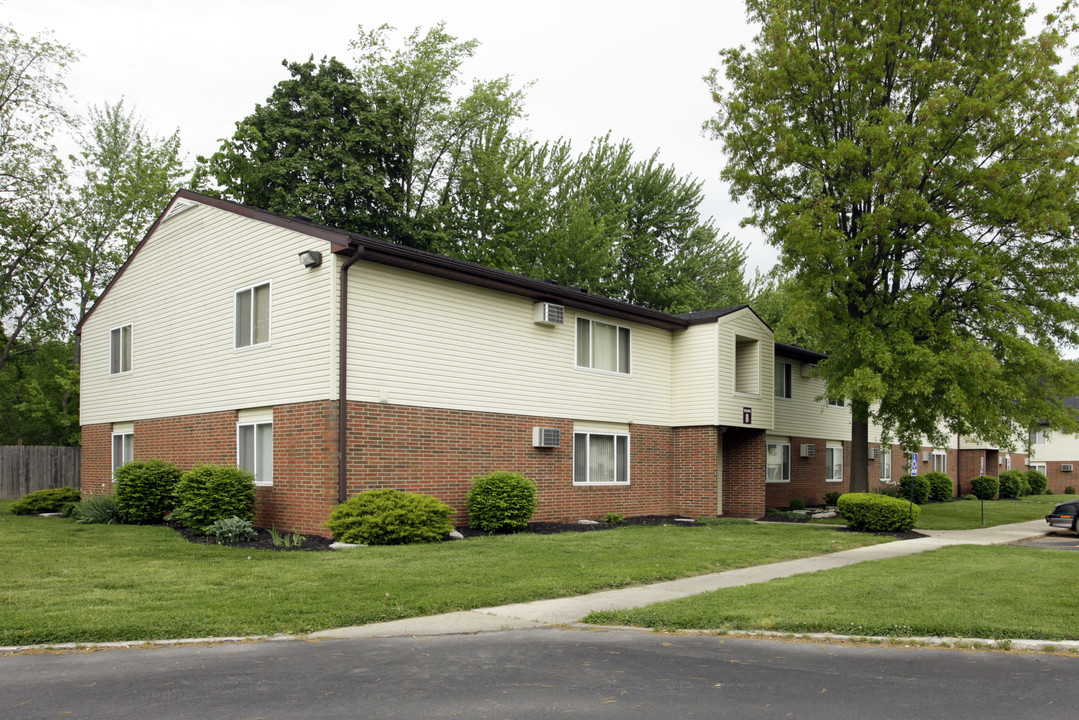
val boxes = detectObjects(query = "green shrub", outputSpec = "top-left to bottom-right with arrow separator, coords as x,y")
1024,470 -> 1048,496
114,459 -> 182,524
837,492 -> 920,532
206,516 -> 257,544
788,497 -> 806,510
1066,486 -> 1076,494
998,470 -> 1025,499
824,491 -> 841,506
466,471 -> 537,533
876,484 -> 902,498
170,465 -> 255,534
602,513 -> 625,525
326,489 -> 454,545
970,475 -> 999,500
897,474 -> 930,504
963,493 -> 977,501
9,487 -> 81,515
71,495 -> 123,524
924,472 -> 953,503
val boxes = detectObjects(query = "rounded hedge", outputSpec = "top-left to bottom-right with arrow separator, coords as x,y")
1023,470 -> 1047,496
897,474 -> 930,504
114,458 -> 182,524
466,471 -> 538,533
326,489 -> 454,545
998,470 -> 1025,499
837,492 -> 920,532
923,471 -> 953,503
970,474 -> 999,500
170,464 -> 256,533
789,498 -> 806,511
9,487 -> 81,515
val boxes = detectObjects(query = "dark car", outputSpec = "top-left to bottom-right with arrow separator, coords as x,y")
1046,500 -> 1079,534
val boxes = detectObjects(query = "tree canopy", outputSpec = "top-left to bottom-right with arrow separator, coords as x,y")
708,0 -> 1079,490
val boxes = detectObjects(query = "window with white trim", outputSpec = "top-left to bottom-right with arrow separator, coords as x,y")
576,317 -> 630,374
235,282 -> 271,349
1029,429 -> 1048,446
1030,462 -> 1047,475
932,450 -> 947,474
111,432 -> 133,479
825,444 -> 843,482
1004,455 -> 1012,471
238,421 -> 273,485
110,324 -> 132,375
734,336 -> 759,394
766,442 -> 790,482
880,447 -> 892,481
573,432 -> 629,484
774,361 -> 792,399
827,397 -> 845,407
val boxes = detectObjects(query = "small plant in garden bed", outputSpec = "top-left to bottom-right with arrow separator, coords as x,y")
206,516 -> 257,544
71,495 -> 124,524
269,527 -> 306,548
788,498 -> 806,511
602,512 -> 625,525
466,471 -> 537,533
9,487 -> 81,515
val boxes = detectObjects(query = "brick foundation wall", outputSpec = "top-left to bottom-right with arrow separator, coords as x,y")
672,426 -> 721,517
81,424 -> 113,497
1038,462 -> 1079,493
722,428 -> 766,518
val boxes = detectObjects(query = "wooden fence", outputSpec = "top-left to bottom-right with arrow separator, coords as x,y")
0,446 -> 81,499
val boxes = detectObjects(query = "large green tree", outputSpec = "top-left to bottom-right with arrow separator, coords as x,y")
0,22 -> 76,374
708,0 -> 1079,491
195,56 -> 411,241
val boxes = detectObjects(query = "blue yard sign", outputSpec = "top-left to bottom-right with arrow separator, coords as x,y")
910,453 -> 919,476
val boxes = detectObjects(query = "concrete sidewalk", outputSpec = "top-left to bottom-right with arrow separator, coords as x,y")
309,519 -> 1051,640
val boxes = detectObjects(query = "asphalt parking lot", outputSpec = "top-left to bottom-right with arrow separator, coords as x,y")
1011,529 -> 1079,550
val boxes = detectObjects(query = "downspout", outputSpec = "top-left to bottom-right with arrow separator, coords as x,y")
338,246 -> 365,504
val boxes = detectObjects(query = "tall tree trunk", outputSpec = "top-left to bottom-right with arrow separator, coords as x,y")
849,400 -> 870,493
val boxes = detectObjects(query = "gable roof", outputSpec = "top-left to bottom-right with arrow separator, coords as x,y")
78,190 -> 757,334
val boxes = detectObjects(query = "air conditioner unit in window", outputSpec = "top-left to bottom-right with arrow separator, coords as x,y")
800,444 -> 815,458
869,447 -> 880,460
1063,464 -> 1074,472
532,427 -> 561,448
533,302 -> 565,325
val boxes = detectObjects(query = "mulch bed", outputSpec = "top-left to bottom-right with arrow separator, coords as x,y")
167,523 -> 336,552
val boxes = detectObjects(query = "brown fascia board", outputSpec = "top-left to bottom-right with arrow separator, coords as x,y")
774,342 -> 827,363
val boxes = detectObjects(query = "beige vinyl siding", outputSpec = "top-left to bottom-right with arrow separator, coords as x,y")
671,324 -> 719,426
1029,431 -> 1079,462
80,204 -> 337,425
346,263 -> 673,426
715,310 -> 773,429
771,360 -> 853,441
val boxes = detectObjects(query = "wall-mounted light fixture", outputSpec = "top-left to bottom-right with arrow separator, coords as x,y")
299,250 -> 323,268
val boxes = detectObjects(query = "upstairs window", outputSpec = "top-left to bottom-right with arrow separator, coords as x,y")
774,361 -> 792,399
576,317 -> 630,374
1029,429 -> 1048,446
235,282 -> 270,349
734,336 -> 759,394
827,397 -> 845,407
110,324 -> 132,375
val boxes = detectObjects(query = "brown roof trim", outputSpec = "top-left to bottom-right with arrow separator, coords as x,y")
774,342 -> 827,363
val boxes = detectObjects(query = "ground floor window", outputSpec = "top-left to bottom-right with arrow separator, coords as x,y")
238,422 -> 273,485
880,447 -> 891,482
1030,462 -> 1047,475
932,451 -> 947,474
825,444 -> 843,482
766,441 -> 790,482
111,432 -> 133,479
1004,455 -> 1012,471
573,432 -> 629,484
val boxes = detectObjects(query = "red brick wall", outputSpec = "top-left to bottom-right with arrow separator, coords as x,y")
722,428 -> 766,518
1038,462 -> 1079,493
672,426 -> 720,517
81,424 -> 113,497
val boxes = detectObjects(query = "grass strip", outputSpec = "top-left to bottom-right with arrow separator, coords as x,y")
586,545 -> 1079,641
911,494 -> 1068,530
0,507 -> 890,645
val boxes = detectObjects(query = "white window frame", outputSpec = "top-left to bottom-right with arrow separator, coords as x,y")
575,316 -> 631,375
1030,462 -> 1047,475
880,447 -> 892,482
235,281 -> 271,350
827,398 -> 845,408
111,432 -> 133,479
932,450 -> 947,474
766,442 -> 791,482
1004,455 -> 1012,471
774,361 -> 792,399
110,324 -> 132,375
237,421 -> 273,486
573,431 -> 630,485
1030,429 -> 1048,446
825,444 -> 843,482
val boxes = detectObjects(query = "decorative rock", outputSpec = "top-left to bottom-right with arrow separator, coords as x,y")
578,519 -> 600,525
447,531 -> 464,540
329,542 -> 363,550
674,518 -> 695,523
38,513 -> 63,518
812,511 -> 838,519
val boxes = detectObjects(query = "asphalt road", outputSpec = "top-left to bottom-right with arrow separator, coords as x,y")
2,628 -> 1077,719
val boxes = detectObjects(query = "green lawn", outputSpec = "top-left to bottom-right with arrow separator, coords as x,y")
585,545 -> 1079,641
912,494 -> 1068,530
0,504 -> 890,645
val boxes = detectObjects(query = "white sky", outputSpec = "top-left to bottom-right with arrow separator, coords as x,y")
3,0 -> 1064,280
3,0 -> 775,274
